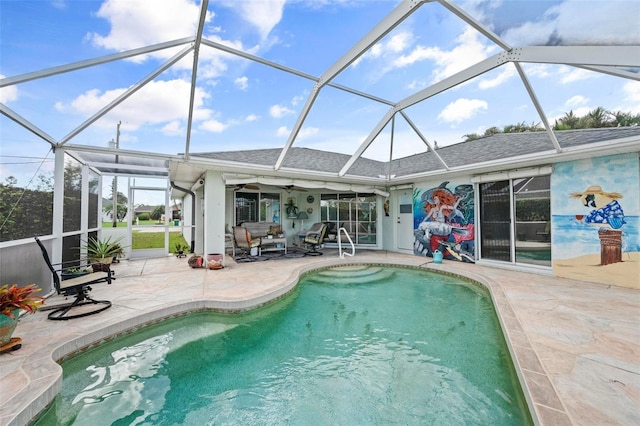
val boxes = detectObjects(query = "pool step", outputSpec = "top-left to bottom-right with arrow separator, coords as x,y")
307,266 -> 396,285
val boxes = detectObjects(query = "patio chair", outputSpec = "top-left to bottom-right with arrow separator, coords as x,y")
35,237 -> 114,321
302,223 -> 328,256
233,226 -> 261,256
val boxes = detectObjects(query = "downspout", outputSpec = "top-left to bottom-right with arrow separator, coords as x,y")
170,181 -> 196,253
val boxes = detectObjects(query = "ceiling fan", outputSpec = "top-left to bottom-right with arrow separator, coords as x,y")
284,185 -> 307,193
233,183 -> 260,191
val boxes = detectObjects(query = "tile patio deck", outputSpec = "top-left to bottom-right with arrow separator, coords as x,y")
1,250 -> 638,425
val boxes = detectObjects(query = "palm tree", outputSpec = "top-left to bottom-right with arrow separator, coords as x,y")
462,133 -> 481,142
611,110 -> 640,127
554,110 -> 580,130
585,107 -> 612,128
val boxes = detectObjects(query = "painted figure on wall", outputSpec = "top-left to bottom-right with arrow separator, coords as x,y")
414,182 -> 475,262
570,184 -> 625,265
551,153 -> 639,289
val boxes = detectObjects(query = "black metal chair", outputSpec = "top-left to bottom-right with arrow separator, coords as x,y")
35,237 -> 114,320
302,223 -> 328,256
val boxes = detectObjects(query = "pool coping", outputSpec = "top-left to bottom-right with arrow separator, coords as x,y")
1,256 -> 574,425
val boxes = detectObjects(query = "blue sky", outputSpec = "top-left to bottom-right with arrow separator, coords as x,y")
1,0 -> 640,190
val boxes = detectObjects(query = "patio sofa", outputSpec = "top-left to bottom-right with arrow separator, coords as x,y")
240,222 -> 285,240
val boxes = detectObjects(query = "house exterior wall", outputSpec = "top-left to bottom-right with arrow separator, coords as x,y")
405,152 -> 639,288
551,152 -> 640,289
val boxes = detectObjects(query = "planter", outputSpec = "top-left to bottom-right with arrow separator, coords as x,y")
0,310 -> 19,346
91,257 -> 113,272
207,253 -> 224,270
188,255 -> 204,268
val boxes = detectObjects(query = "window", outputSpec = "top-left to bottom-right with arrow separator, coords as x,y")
320,193 -> 377,245
235,192 -> 280,225
63,157 -> 82,232
88,170 -> 99,229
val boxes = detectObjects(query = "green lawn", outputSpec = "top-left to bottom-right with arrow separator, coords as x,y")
102,220 -> 172,227
131,231 -> 189,252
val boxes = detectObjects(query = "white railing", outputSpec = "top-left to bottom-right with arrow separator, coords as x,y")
337,227 -> 355,259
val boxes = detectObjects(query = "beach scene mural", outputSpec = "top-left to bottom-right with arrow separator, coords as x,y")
413,181 -> 475,262
551,153 -> 640,288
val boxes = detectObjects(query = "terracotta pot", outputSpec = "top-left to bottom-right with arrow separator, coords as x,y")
0,310 -> 19,347
207,253 -> 224,270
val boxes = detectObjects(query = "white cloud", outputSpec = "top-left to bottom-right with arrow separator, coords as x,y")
51,0 -> 66,10
245,114 -> 259,122
406,80 -> 424,91
291,95 -> 304,106
523,64 -> 552,78
199,119 -> 228,133
197,36 -> 248,79
86,0 -> 258,82
0,74 -> 18,103
274,125 -> 319,140
623,81 -> 640,102
352,31 -> 413,68
438,98 -> 488,124
558,67 -> 595,84
352,26 -> 496,85
477,65 -> 516,89
89,0 -> 207,57
394,27 -> 496,83
234,76 -> 248,90
162,121 -> 183,136
565,95 -> 588,108
622,81 -> 640,113
523,63 -> 598,85
297,126 -> 319,140
56,79 -> 212,131
225,0 -> 285,39
501,1 -> 640,45
270,104 -> 294,118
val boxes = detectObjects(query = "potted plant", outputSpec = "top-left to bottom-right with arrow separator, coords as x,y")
285,198 -> 298,218
61,267 -> 90,281
174,242 -> 190,258
0,284 -> 45,347
81,236 -> 126,271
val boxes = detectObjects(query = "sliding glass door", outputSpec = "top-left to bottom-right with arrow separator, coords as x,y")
479,181 -> 511,261
479,175 -> 551,267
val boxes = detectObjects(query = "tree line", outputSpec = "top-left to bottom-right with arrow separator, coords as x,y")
463,107 -> 640,141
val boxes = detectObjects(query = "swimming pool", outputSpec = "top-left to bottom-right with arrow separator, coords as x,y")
35,265 -> 532,425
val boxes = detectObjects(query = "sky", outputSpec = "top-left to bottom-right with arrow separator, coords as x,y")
1,0 -> 640,196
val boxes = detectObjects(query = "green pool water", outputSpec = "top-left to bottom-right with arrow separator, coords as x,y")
36,266 -> 532,425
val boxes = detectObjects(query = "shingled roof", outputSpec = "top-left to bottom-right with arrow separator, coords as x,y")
191,127 -> 640,180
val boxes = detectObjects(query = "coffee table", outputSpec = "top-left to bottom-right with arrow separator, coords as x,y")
259,237 -> 287,255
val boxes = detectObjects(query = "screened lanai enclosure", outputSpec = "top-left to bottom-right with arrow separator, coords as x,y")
1,0 -> 639,293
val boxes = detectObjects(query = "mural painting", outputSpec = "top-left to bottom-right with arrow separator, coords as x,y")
551,153 -> 640,288
413,181 -> 475,262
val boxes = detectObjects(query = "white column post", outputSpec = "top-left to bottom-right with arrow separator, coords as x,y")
51,148 -> 65,267
203,170 -> 226,260
80,164 -> 89,243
